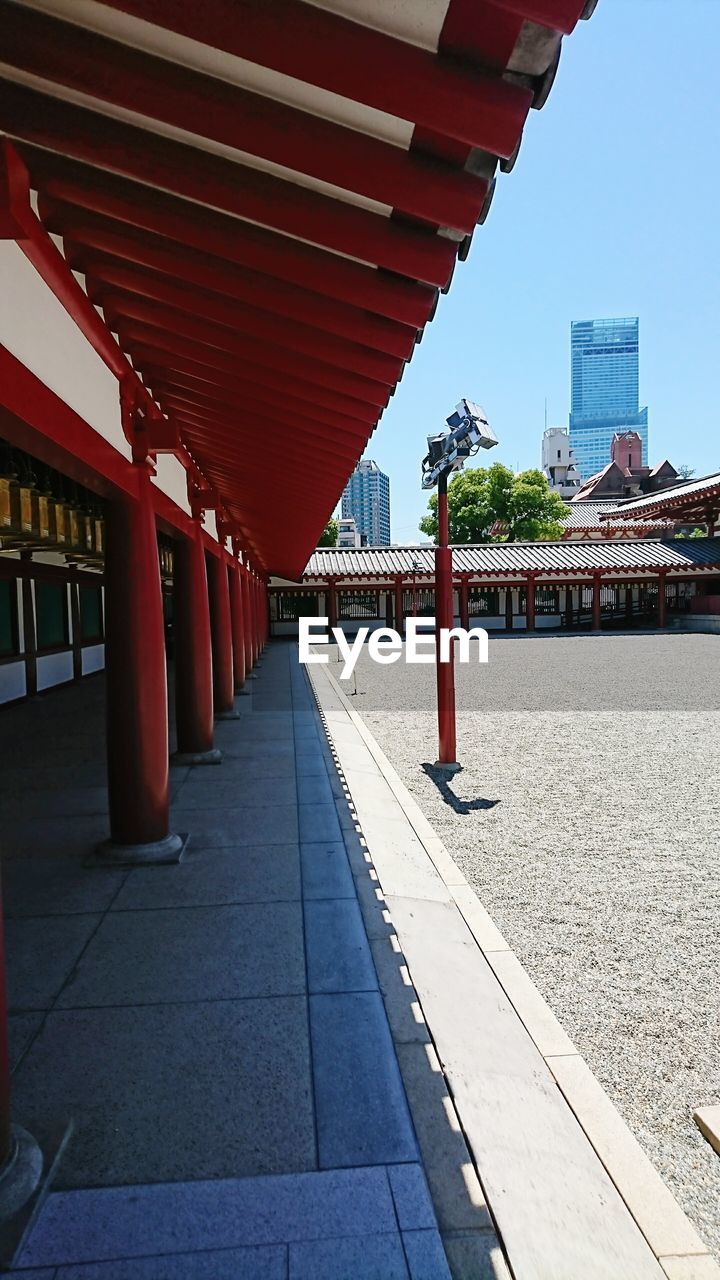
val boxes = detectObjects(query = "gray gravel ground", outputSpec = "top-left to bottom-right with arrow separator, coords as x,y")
338,632 -> 720,1259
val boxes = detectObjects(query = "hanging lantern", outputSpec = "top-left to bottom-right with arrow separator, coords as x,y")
0,475 -> 21,533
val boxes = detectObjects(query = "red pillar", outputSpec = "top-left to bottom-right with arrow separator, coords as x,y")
241,564 -> 254,672
328,579 -> 338,630
592,573 -> 602,630
173,520 -> 218,761
252,573 -> 262,660
459,577 -> 469,631
526,575 -> 536,631
505,586 -> 514,631
103,466 -> 182,856
207,550 -> 236,717
658,572 -> 667,627
229,560 -> 246,691
435,474 -> 457,767
394,577 -> 404,635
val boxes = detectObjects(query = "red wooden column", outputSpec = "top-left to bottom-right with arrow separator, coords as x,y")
505,585 -> 514,631
657,570 -> 667,628
102,465 -> 183,859
228,558 -> 246,692
173,521 -> 220,763
592,573 -> 602,630
459,577 -> 470,630
327,578 -> 338,630
241,563 -> 255,673
394,576 -> 404,635
252,572 -> 262,661
525,575 -> 536,631
207,549 -> 238,718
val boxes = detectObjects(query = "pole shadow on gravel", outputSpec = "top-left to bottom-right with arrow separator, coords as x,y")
421,764 -> 500,816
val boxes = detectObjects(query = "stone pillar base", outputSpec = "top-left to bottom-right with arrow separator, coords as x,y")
90,832 -> 188,866
171,748 -> 223,766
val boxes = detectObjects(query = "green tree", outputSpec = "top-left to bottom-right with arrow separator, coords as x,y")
419,463 -> 569,543
318,517 -> 338,547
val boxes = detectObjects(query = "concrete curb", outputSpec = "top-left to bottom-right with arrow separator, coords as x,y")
307,659 -> 719,1280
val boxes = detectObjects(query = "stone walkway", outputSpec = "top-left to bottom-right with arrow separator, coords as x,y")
1,645 -> 449,1278
3,640 -> 717,1280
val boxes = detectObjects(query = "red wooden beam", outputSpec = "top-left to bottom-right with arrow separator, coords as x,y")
60,231 -> 419,358
128,346 -> 377,425
164,401 -> 366,463
2,3 -> 495,224
111,317 -> 391,408
0,83 -> 458,285
97,0 -> 532,152
84,270 -> 407,382
137,363 -> 375,430
31,164 -> 436,327
149,381 -> 369,444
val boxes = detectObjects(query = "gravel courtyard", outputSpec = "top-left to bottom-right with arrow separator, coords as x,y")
341,632 -> 720,1258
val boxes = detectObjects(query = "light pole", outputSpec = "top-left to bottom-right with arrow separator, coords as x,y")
421,400 -> 498,771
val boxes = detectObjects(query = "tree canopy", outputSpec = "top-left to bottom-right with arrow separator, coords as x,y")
317,517 -> 338,547
419,463 -> 569,544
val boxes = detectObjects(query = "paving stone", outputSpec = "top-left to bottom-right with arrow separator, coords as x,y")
289,1233 -> 408,1280
353,874 -> 394,941
0,788 -> 109,820
295,754 -> 327,778
172,776 -> 297,809
402,1229 -> 452,1280
53,1244 -> 287,1279
305,899 -> 377,994
487,951 -> 576,1058
5,915 -> 101,1011
111,845 -> 301,911
2,858 -> 124,918
358,817 -> 449,904
170,805 -> 299,847
660,1256 -> 720,1280
297,803 -> 342,844
388,1164 -> 437,1231
18,1167 -> 396,1265
299,843 -> 355,901
441,1232 -> 513,1280
296,774 -> 334,805
370,939 -> 430,1045
12,998 -> 314,1189
2,816 -> 111,860
547,1054 -> 710,1259
9,1012 -> 44,1071
395,1042 -> 492,1235
450,885 -> 509,953
55,902 -> 305,1006
310,991 -> 418,1169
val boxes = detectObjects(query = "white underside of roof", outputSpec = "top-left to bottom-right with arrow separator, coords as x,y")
15,0 -> 416,146
306,0 -> 451,51
0,63 -> 395,218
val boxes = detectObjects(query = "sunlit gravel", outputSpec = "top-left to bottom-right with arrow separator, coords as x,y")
344,632 -> 720,1258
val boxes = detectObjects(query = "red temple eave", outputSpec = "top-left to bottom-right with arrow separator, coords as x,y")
0,0 -> 595,579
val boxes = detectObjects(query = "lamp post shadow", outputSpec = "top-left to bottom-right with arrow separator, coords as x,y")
421,763 -> 500,816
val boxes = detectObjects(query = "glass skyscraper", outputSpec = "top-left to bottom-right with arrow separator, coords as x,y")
569,317 -> 649,479
341,459 -> 391,546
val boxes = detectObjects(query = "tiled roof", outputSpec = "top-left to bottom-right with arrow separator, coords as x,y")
603,473 -> 720,519
560,501 -> 672,531
302,538 -> 720,579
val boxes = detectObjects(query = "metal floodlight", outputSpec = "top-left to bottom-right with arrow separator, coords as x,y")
421,399 -> 497,489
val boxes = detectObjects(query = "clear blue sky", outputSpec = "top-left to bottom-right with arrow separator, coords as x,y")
349,0 -> 720,544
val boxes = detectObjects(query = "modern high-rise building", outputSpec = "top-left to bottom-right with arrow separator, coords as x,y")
341,459 -> 391,546
568,317 -> 649,479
